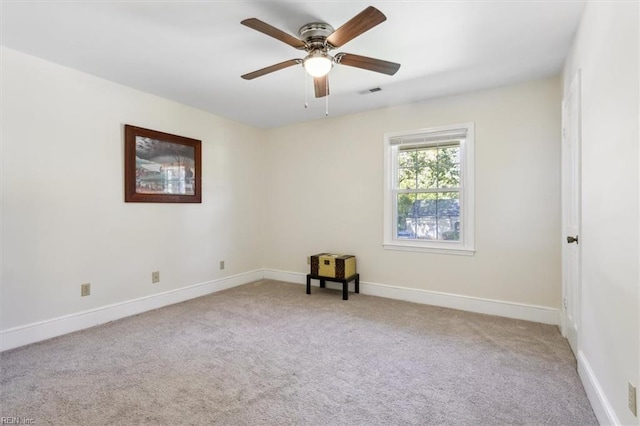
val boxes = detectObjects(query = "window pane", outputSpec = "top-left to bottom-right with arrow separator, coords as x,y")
416,168 -> 432,189
413,193 -> 438,239
397,150 -> 415,168
397,167 -> 417,189
440,146 -> 460,163
418,147 -> 438,189
415,148 -> 429,166
437,146 -> 460,188
443,163 -> 460,188
437,192 -> 460,241
396,193 -> 416,238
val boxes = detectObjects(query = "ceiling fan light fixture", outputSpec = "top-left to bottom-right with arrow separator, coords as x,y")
303,51 -> 333,77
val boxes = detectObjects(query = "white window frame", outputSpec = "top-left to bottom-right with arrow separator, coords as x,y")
383,123 -> 475,256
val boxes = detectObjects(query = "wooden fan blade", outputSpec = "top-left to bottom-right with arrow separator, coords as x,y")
314,75 -> 329,98
241,18 -> 306,49
326,6 -> 386,48
241,59 -> 301,80
336,53 -> 400,75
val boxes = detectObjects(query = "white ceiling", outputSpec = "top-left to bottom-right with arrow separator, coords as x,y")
1,1 -> 585,128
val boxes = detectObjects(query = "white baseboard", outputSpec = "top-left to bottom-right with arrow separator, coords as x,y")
1,268 -> 560,352
577,351 -> 620,425
0,270 -> 263,352
264,269 -> 559,325
263,269 -> 306,284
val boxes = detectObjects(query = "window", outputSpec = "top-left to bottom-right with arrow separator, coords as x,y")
383,123 -> 475,255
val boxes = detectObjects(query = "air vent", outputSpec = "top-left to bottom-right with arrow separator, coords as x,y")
358,87 -> 382,95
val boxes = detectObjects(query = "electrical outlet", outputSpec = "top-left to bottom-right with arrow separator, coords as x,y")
219,261 -> 225,270
629,382 -> 637,416
81,283 -> 91,297
151,271 -> 160,284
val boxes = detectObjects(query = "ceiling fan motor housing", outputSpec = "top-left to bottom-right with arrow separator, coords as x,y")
298,23 -> 335,50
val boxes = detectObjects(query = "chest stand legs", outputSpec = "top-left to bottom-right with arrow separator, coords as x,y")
306,274 -> 360,300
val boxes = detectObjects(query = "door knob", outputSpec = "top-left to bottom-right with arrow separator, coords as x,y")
567,235 -> 579,244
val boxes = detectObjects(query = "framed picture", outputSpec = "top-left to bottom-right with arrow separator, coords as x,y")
124,125 -> 202,203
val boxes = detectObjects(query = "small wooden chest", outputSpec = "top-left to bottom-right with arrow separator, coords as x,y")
310,253 -> 356,279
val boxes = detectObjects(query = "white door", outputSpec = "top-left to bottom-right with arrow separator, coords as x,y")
561,71 -> 582,356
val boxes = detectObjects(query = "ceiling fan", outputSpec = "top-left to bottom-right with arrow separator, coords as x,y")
240,6 -> 401,98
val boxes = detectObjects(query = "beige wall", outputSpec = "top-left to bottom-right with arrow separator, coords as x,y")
264,76 -> 562,308
2,48 -> 563,338
562,2 -> 640,425
1,47 -> 266,330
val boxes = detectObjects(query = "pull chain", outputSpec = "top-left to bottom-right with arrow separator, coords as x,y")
325,77 -> 329,117
304,71 -> 309,109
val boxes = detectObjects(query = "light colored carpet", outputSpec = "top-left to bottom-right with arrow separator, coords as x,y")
1,280 -> 597,425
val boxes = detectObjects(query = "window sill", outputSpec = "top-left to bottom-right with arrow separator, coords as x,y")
383,242 -> 475,256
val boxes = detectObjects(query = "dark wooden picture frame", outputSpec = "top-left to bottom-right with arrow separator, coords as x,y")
124,125 -> 202,203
